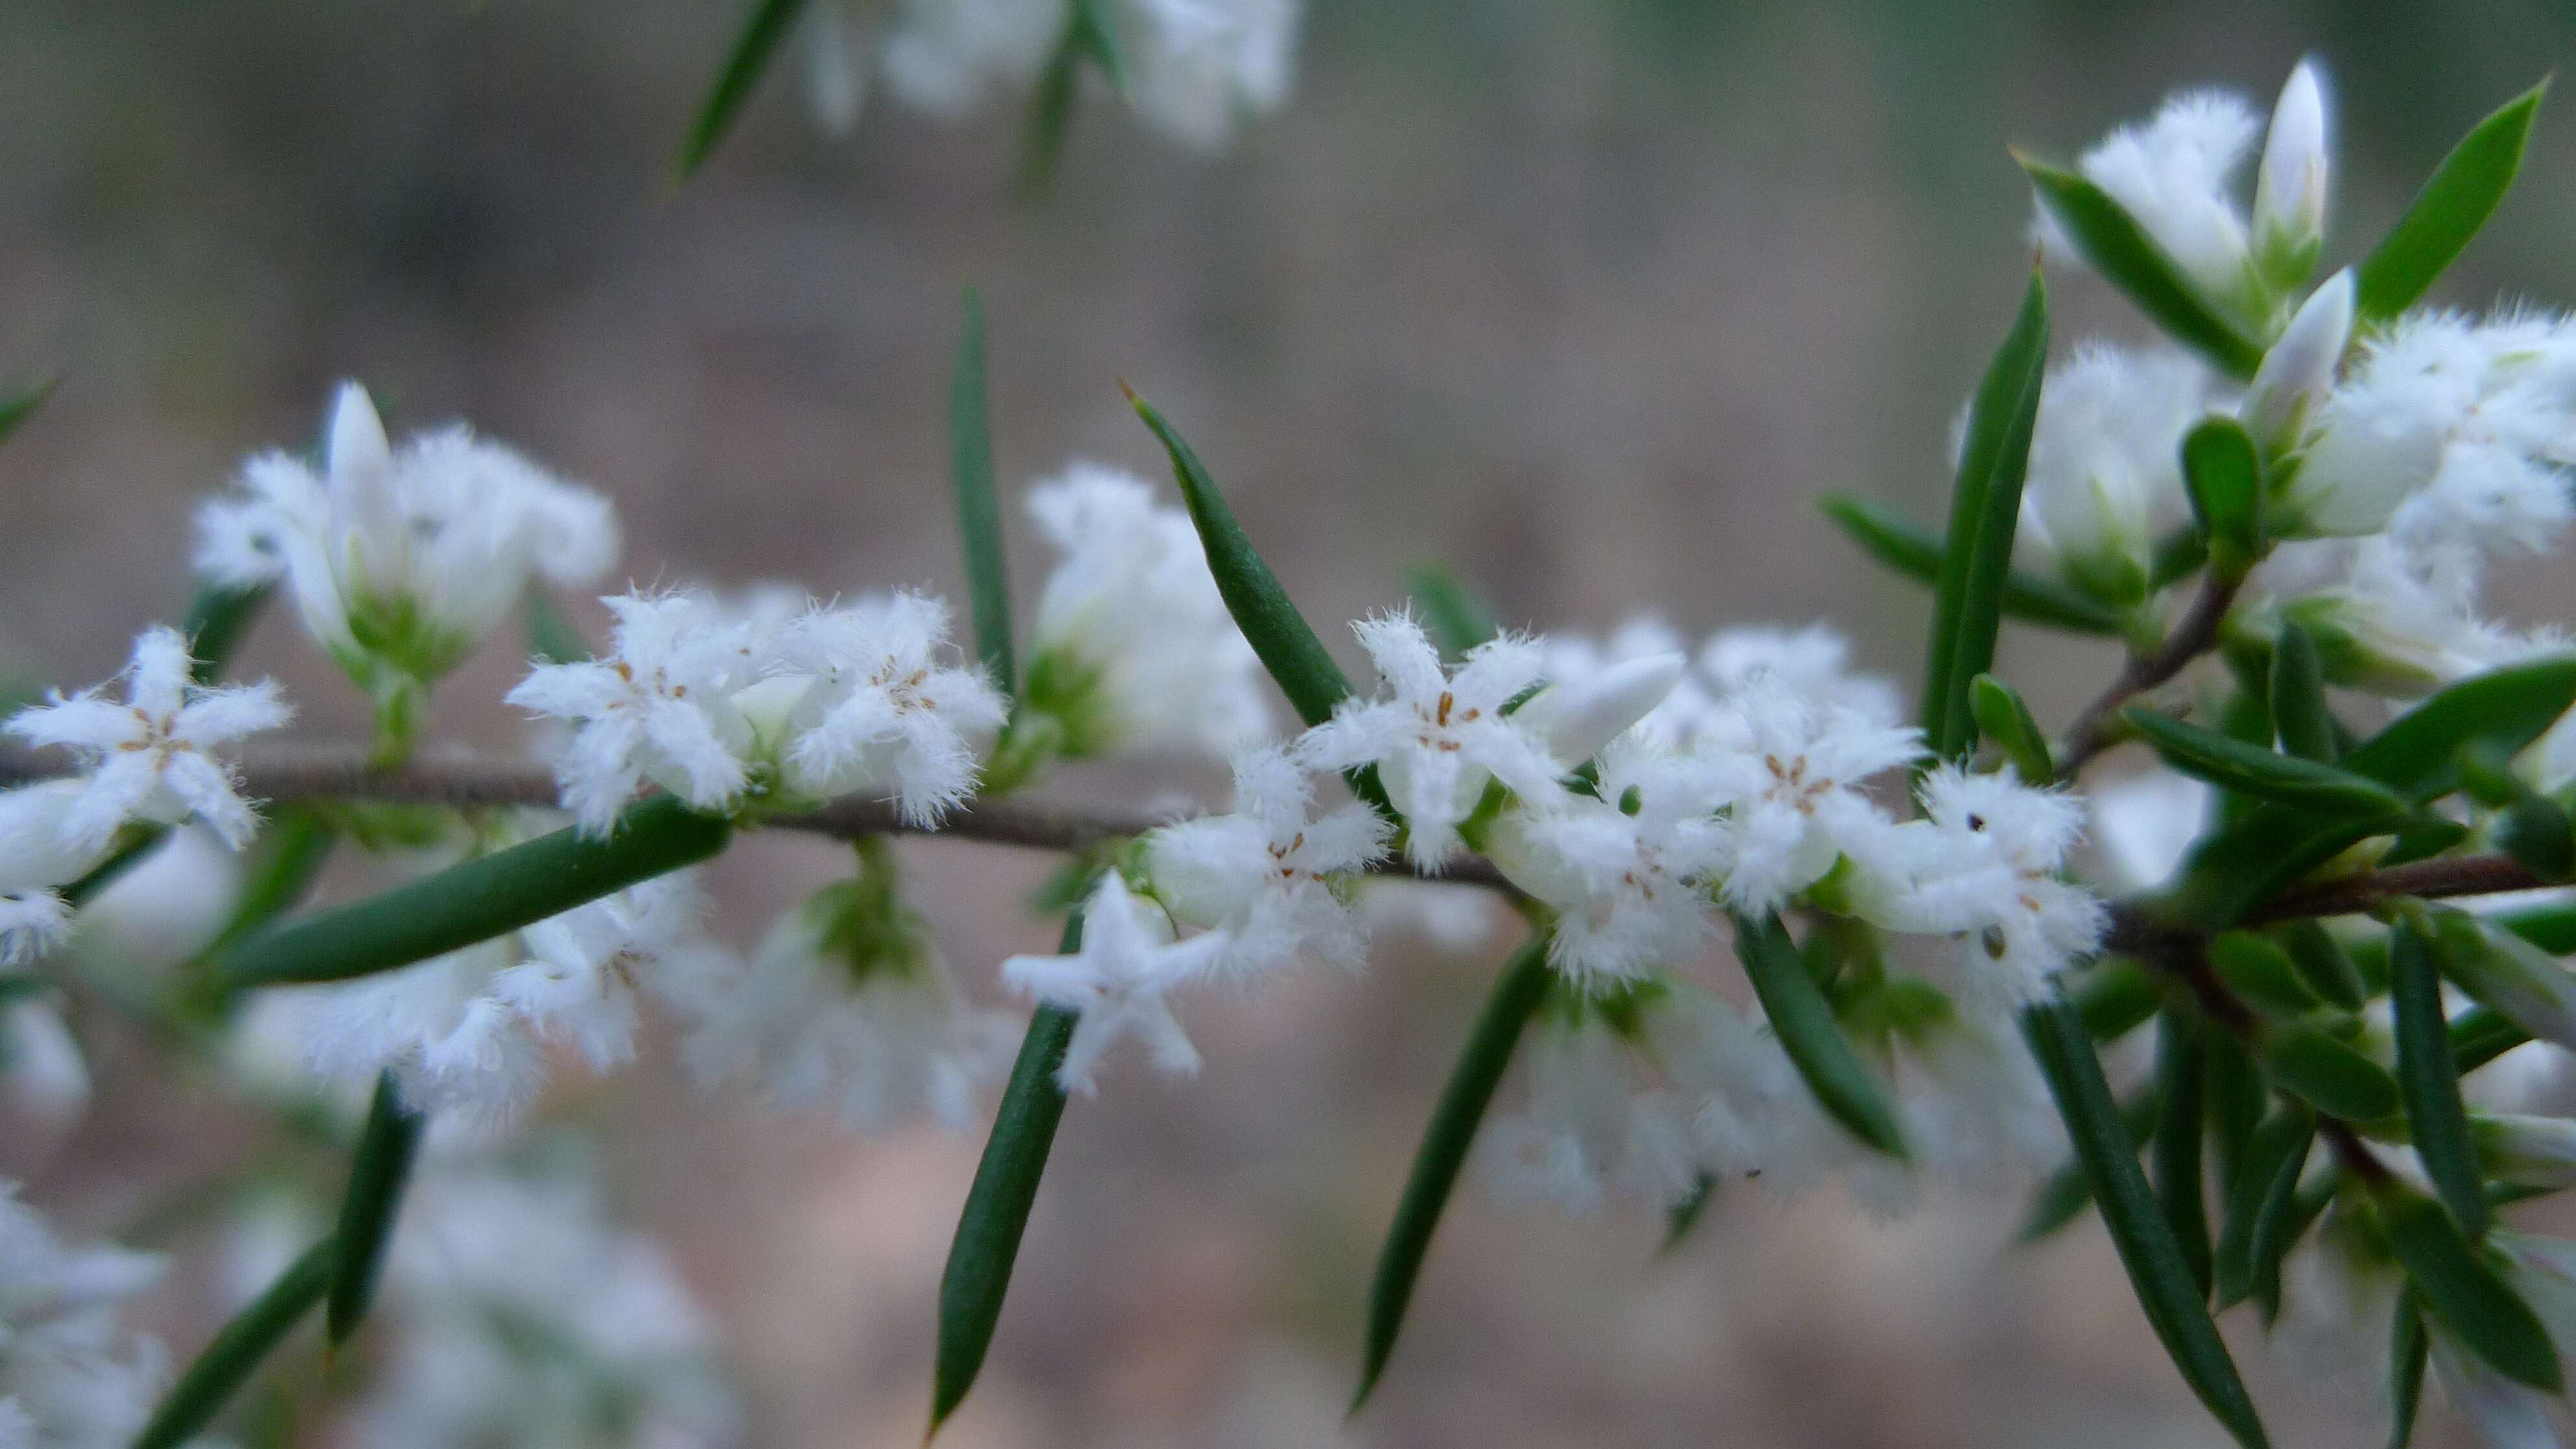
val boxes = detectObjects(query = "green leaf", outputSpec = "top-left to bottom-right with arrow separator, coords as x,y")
181,582 -> 272,684
2022,997 -> 2272,1448
2263,1026 -> 2400,1122
2451,1006 -> 2531,1074
950,286 -> 1016,699
0,375 -> 56,445
1660,1174 -> 1716,1255
2377,1185 -> 2563,1391
200,806 -> 339,967
675,0 -> 810,181
1732,910 -> 1906,1158
215,795 -> 732,988
2072,957 -> 2165,1040
2181,415 -> 2265,579
932,915 -> 1084,1433
325,1072 -> 426,1345
2497,795 -> 2576,883
2391,921 -> 2489,1238
1817,495 -> 2123,637
524,588 -> 592,666
1354,933 -> 1553,1411
2124,708 -> 2410,818
1406,562 -> 1502,662
2209,932 -> 2322,1017
2019,1087 -> 2160,1243
2355,82 -> 2549,322
2213,1107 -> 2314,1310
1971,673 -> 2055,780
2276,921 -> 2367,1012
57,829 -> 167,910
2149,1009 -> 2213,1297
1069,0 -> 1126,90
134,1239 -> 333,1449
2021,159 -> 2265,377
2389,1292 -> 2428,1449
2270,624 -> 2336,763
1919,268 -> 2050,761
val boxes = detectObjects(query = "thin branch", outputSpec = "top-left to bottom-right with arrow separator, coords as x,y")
2244,854 -> 2547,924
2055,573 -> 2242,779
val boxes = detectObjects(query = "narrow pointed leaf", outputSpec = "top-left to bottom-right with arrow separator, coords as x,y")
2072,956 -> 2164,1040
1733,910 -> 1906,1158
2356,83 -> 2549,322
2150,1009 -> 2213,1297
2451,1006 -> 2530,1074
325,1073 -> 426,1344
202,807 -> 338,962
2377,1186 -> 2562,1391
1972,673 -> 2054,780
215,795 -> 731,987
1016,37 -> 1083,197
2209,932 -> 2322,1017
2124,708 -> 2410,817
2214,1107 -> 2314,1308
2023,997 -> 2272,1448
1354,933 -> 1552,1411
181,582 -> 272,684
1070,0 -> 1126,90
2270,624 -> 2336,763
2389,1293 -> 2428,1449
1660,1174 -> 1715,1255
525,588 -> 593,666
58,830 -> 169,910
675,0 -> 811,180
1817,495 -> 2122,636
950,287 -> 1016,698
2022,160 -> 2265,377
2391,922 -> 2488,1237
1407,562 -> 1501,662
2277,921 -> 2366,1011
2181,415 -> 2264,578
2263,1026 -> 2401,1122
2019,1087 -> 2161,1243
1920,268 -> 2050,760
134,1239 -> 334,1449
0,375 -> 55,445
933,913 -> 1084,1432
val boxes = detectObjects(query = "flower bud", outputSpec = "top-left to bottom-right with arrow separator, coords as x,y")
324,382 -> 410,596
2253,59 -> 2331,289
1515,652 -> 1685,765
2428,913 -> 2576,1052
2475,1114 -> 2576,1190
2243,269 -> 2353,454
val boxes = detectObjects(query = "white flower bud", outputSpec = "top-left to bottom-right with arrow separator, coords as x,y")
2253,60 -> 2331,284
2243,269 -> 2354,452
324,382 -> 410,597
1514,651 -> 1685,765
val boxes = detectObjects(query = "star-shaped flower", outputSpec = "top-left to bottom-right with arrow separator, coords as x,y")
771,591 -> 1008,823
1701,680 -> 1920,913
1145,745 -> 1390,977
1000,871 -> 1228,1095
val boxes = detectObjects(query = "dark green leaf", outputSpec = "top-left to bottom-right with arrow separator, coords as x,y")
950,286 -> 1016,699
2276,921 -> 2366,1011
675,0 -> 810,181
2214,1106 -> 2314,1309
2019,1087 -> 2161,1243
1817,495 -> 2123,637
2356,82 -> 2549,322
2124,708 -> 2410,818
2270,624 -> 2336,763
2023,998 -> 2272,1448
0,375 -> 55,445
1660,1174 -> 1715,1256
1354,934 -> 1553,1411
203,807 -> 339,961
2389,1292 -> 2428,1449
325,1073 -> 426,1344
2263,1027 -> 2400,1122
1732,910 -> 1906,1158
1972,673 -> 2054,780
2391,922 -> 2489,1237
1919,268 -> 2050,761
2022,160 -> 2264,377
2451,1006 -> 2530,1074
1016,34 -> 1082,196
2205,1028 -> 2269,1199
2072,957 -> 2165,1040
134,1239 -> 333,1449
2181,415 -> 2265,579
2150,1009 -> 2213,1297
2498,796 -> 2576,883
181,582 -> 273,684
58,829 -> 166,910
216,795 -> 732,988
2209,932 -> 2322,1017
933,913 -> 1084,1432
524,589 -> 592,666
1406,562 -> 1502,662
2378,1185 -> 2562,1391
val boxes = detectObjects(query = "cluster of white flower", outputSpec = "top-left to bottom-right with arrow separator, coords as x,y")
800,0 -> 1300,152
0,1182 -> 168,1448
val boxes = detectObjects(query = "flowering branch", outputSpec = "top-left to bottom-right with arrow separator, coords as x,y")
2054,573 -> 2244,778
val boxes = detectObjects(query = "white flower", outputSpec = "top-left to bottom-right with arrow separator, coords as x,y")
490,876 -> 724,1075
1484,738 -> 1729,982
1514,649 -> 1689,764
769,592 -> 1007,823
2053,88 -> 2262,308
2284,310 -> 2576,551
1121,0 -> 1300,151
1144,745 -> 1389,977
193,382 -> 617,686
2252,59 -> 2331,281
70,824 -> 242,987
1023,463 -> 1271,760
1700,679 -> 1921,914
1479,998 -> 1705,1215
2243,268 -> 2356,453
1296,613 -> 1562,869
1697,621 -> 1903,726
0,1181 -> 168,1449
6,625 -> 291,853
1000,871 -> 1227,1095
2014,343 -> 2210,603
674,887 -> 1018,1134
358,1165 -> 740,1449
507,592 -> 764,834
1541,617 -> 1720,747
2266,538 -> 2518,697
1863,765 -> 2108,1011
878,0 -> 1065,117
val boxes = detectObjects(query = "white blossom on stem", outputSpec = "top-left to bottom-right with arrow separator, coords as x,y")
1122,0 -> 1301,152
1479,1000 -> 1705,1215
769,591 -> 1006,823
1698,621 -> 1903,726
6,625 -> 291,853
1861,765 -> 2107,1011
1484,737 -> 1729,982
296,939 -> 550,1134
1144,745 -> 1389,978
490,876 -> 724,1075
1296,613 -> 1561,869
2252,58 -> 2332,283
1001,871 -> 1227,1095
878,0 -> 1064,117
0,1181 -> 168,1449
2013,343 -> 2211,604
2051,88 -> 2262,309
1700,679 -> 1921,915
1541,617 -> 1719,747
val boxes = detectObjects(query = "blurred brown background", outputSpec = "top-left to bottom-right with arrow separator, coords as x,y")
10,1 -> 2576,1444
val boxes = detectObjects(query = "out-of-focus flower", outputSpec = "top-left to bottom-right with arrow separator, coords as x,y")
1145,745 -> 1388,978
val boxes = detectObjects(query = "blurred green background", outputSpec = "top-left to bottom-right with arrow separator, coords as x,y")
8,1 -> 2576,1444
